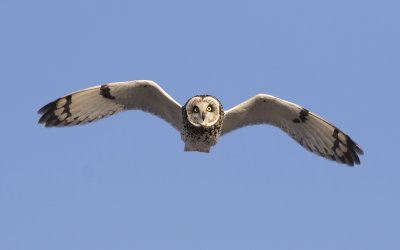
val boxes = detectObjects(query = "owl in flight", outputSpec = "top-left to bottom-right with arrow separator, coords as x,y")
38,80 -> 363,166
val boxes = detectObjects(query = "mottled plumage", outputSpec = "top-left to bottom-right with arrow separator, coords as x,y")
181,95 -> 224,152
38,80 -> 364,166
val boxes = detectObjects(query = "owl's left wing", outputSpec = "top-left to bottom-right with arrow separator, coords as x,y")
221,94 -> 363,166
38,80 -> 183,131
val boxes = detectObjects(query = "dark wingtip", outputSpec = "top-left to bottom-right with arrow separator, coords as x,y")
37,99 -> 58,125
331,129 -> 363,167
38,99 -> 57,115
347,135 -> 364,155
347,136 -> 364,165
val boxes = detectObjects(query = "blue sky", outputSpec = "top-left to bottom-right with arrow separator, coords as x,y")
1,0 -> 399,249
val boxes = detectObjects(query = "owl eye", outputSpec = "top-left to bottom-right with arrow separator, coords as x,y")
193,106 -> 199,113
206,105 -> 213,112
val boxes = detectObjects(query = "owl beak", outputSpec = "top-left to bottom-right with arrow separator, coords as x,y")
201,112 -> 206,121
200,112 -> 208,127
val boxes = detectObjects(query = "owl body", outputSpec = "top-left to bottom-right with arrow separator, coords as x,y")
180,125 -> 221,153
181,95 -> 224,153
38,80 -> 364,166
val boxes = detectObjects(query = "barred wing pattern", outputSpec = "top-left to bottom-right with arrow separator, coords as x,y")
38,80 -> 183,131
221,94 -> 364,166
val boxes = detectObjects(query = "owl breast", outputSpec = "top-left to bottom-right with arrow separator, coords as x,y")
181,124 -> 223,153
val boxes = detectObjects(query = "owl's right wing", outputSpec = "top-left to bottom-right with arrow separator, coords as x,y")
38,80 -> 183,131
221,94 -> 363,166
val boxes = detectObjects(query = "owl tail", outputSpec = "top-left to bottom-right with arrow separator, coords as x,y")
184,144 -> 210,153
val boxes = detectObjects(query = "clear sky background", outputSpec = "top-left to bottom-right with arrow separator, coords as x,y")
1,1 -> 399,249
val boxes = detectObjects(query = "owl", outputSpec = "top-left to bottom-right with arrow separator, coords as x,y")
38,80 -> 363,166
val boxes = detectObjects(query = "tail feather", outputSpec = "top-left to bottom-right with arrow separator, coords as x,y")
184,144 -> 210,153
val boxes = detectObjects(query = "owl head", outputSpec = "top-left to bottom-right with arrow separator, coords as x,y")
183,95 -> 224,128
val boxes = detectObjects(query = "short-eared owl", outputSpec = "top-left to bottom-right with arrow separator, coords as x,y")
38,80 -> 363,166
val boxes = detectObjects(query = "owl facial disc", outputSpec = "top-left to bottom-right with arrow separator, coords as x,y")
185,96 -> 220,128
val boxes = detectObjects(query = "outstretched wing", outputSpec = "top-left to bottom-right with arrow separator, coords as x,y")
221,94 -> 364,166
38,80 -> 183,131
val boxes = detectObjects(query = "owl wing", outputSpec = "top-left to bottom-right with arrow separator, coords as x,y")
38,80 -> 183,131
221,94 -> 363,166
